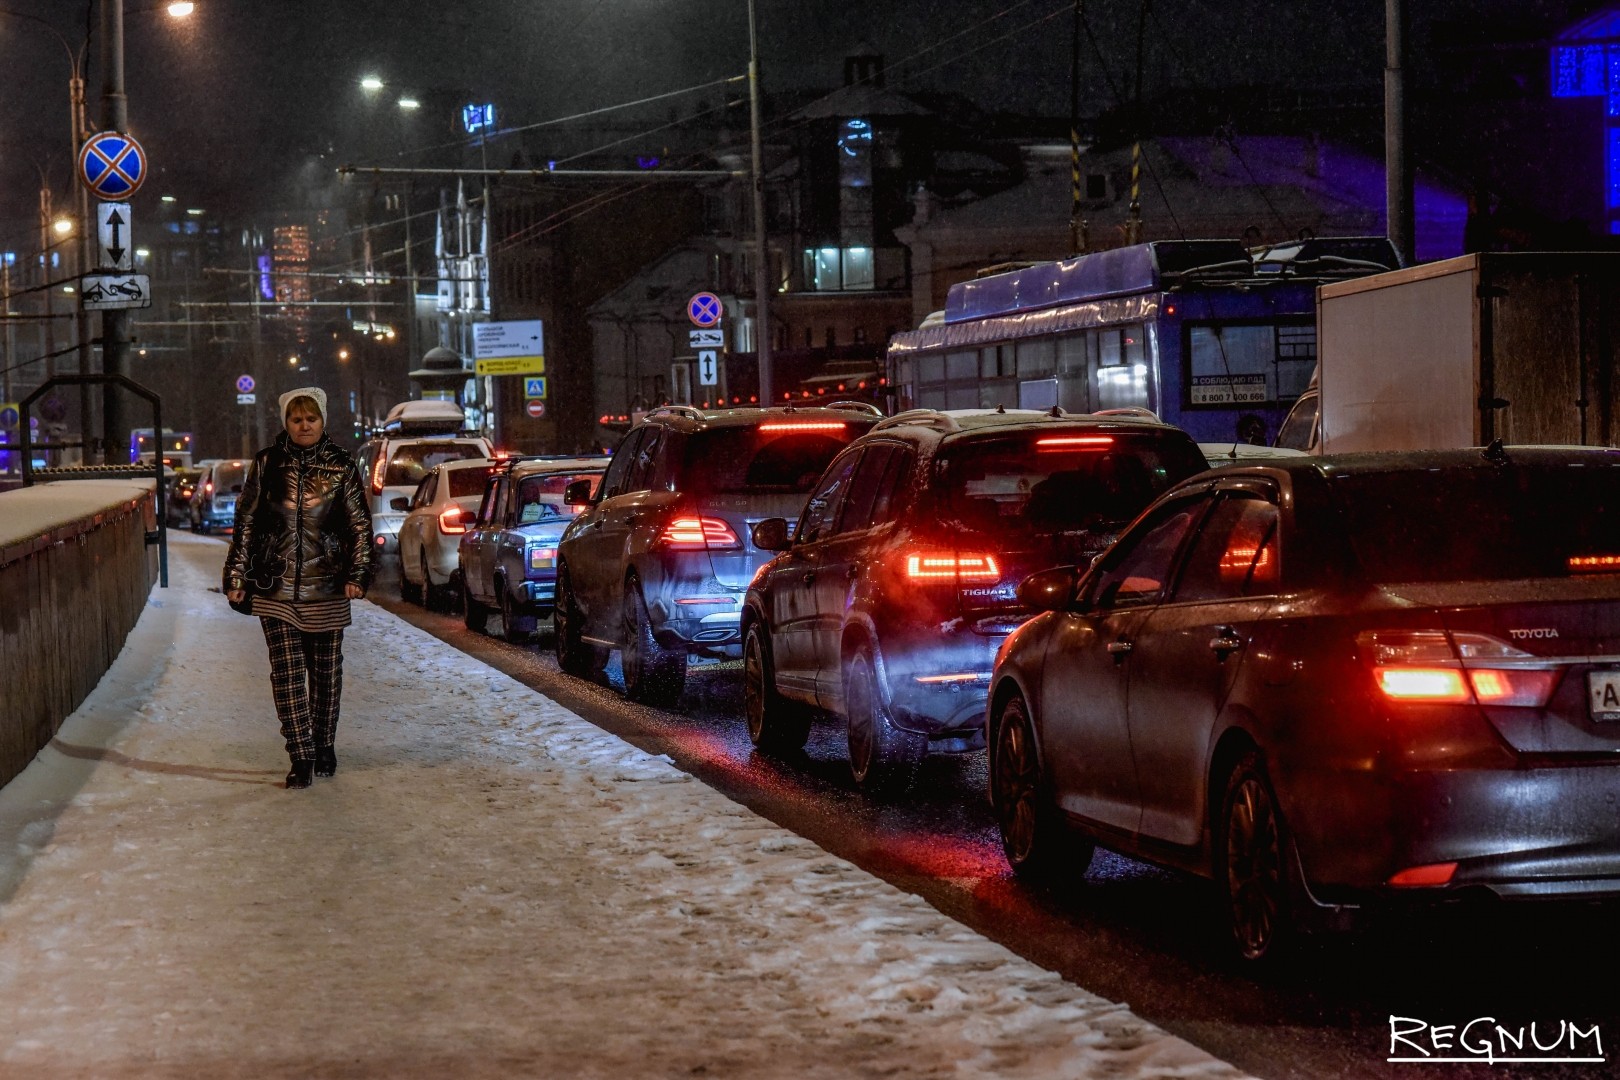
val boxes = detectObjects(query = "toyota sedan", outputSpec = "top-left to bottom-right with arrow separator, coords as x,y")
988,447 -> 1620,962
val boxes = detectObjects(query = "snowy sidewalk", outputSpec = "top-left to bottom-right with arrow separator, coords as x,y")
0,532 -> 1251,1079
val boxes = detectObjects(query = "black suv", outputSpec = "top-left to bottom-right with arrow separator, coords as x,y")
740,406 -> 1209,792
554,404 -> 883,705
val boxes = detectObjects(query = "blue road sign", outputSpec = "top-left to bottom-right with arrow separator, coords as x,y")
236,374 -> 256,394
687,292 -> 723,328
79,131 -> 148,200
523,376 -> 547,399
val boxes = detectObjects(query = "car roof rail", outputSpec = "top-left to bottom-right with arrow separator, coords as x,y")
871,409 -> 961,435
823,400 -> 885,416
643,404 -> 707,423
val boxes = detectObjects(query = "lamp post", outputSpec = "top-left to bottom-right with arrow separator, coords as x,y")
746,0 -> 772,406
0,7 -> 95,459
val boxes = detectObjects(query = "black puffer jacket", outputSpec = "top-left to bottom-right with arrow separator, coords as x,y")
224,434 -> 372,602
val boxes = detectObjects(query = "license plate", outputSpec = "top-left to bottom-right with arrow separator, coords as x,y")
1588,670 -> 1620,721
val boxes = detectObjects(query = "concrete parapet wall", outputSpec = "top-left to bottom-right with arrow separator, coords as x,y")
0,482 -> 158,787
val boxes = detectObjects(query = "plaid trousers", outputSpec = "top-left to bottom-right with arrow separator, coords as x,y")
260,618 -> 344,762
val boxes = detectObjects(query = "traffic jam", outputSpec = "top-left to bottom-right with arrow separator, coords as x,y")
334,386 -> 1620,970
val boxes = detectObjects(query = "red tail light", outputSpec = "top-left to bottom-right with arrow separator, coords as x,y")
1388,862 -> 1457,887
1035,435 -> 1113,451
439,506 -> 468,535
203,480 -> 213,497
902,550 -> 1001,584
1360,630 -> 1559,707
657,516 -> 740,550
1570,555 -> 1620,573
370,453 -> 386,496
758,421 -> 846,433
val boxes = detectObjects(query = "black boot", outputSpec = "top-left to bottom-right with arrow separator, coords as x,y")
314,747 -> 337,778
286,760 -> 314,789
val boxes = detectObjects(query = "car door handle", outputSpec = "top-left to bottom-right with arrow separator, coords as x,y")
1209,626 -> 1243,657
847,565 -> 859,579
803,571 -> 817,586
1106,639 -> 1133,656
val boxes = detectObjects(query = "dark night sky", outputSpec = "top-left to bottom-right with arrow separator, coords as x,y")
0,0 -> 1601,233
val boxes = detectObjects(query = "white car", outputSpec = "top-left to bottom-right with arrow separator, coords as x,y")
396,457 -> 498,607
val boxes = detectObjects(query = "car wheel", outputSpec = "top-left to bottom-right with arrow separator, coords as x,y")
400,552 -> 422,604
555,565 -> 607,678
1219,750 -> 1297,964
990,691 -> 1093,880
497,579 -> 537,643
844,646 -> 924,795
420,553 -> 442,610
744,622 -> 810,754
462,578 -> 490,633
621,578 -> 686,706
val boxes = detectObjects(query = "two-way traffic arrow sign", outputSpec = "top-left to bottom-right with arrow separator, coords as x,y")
96,202 -> 133,271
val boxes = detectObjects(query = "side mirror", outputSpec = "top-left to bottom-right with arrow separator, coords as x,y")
390,496 -> 409,512
563,478 -> 594,506
751,517 -> 791,552
1017,565 -> 1080,613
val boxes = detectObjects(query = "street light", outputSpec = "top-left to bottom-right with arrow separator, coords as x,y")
166,1 -> 194,15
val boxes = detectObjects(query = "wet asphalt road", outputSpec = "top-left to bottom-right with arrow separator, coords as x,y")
359,556 -> 1620,1080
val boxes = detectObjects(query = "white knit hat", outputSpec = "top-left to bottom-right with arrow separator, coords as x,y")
279,386 -> 328,426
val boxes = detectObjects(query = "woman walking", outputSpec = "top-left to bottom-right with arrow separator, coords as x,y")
224,387 -> 372,788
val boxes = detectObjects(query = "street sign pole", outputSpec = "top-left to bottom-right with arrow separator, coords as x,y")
99,0 -> 132,461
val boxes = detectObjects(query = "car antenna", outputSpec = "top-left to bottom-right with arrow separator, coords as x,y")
1481,439 -> 1510,465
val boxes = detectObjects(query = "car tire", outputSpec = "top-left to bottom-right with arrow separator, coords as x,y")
744,622 -> 810,754
1218,750 -> 1297,965
401,552 -> 422,604
420,553 -> 442,610
844,646 -> 924,795
990,690 -> 1093,880
497,578 -> 537,643
621,579 -> 686,706
462,579 -> 490,633
554,565 -> 607,678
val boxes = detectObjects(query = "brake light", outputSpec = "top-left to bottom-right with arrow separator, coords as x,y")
1570,555 -> 1620,573
1035,435 -> 1113,451
370,453 -> 386,495
903,551 -> 1001,583
1360,630 -> 1559,707
757,421 -> 846,433
528,546 -> 557,570
439,506 -> 468,535
203,480 -> 213,497
657,516 -> 741,550
1376,667 -> 1470,702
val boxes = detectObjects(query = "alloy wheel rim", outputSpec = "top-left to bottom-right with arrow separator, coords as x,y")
623,595 -> 642,683
1227,778 -> 1281,958
744,634 -> 766,741
994,715 -> 1038,862
847,662 -> 874,778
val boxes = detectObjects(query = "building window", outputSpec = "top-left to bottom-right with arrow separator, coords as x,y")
825,327 -> 836,347
802,246 -> 876,291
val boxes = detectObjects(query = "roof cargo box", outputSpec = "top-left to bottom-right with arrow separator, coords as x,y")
382,399 -> 466,435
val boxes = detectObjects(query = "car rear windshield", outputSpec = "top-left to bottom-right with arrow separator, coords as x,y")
939,431 -> 1207,535
385,443 -> 485,487
447,465 -> 495,499
516,471 -> 602,523
682,427 -> 856,495
213,462 -> 249,494
1333,465 -> 1620,582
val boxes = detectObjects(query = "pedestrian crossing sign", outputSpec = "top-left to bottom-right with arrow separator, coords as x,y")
524,377 -> 547,399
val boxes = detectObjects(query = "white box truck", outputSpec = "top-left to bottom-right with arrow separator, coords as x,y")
1276,252 -> 1620,453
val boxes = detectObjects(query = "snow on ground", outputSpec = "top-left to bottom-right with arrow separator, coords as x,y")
0,531 -> 1254,1079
